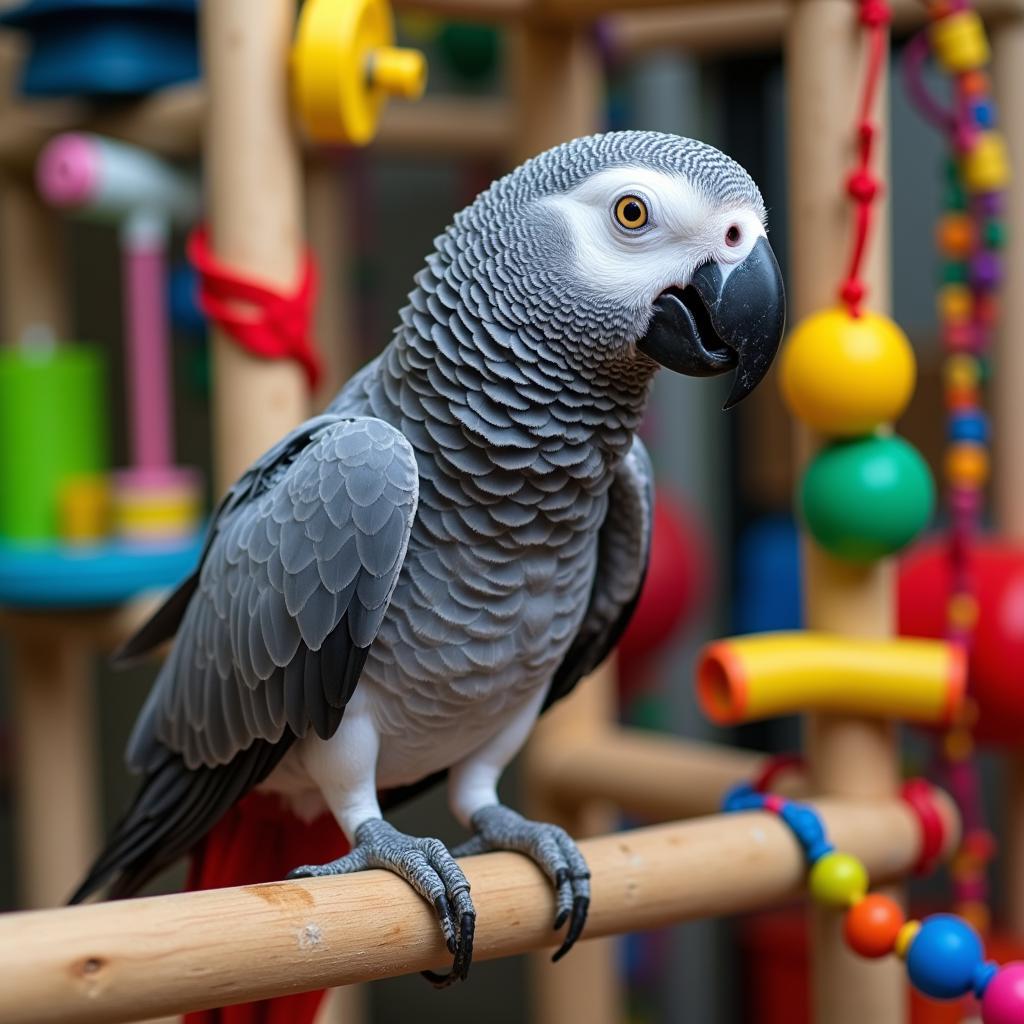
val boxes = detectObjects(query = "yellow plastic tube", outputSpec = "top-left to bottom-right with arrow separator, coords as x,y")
697,631 -> 966,727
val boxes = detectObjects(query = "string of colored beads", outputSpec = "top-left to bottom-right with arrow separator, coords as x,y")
920,0 -> 1007,932
778,2 -> 935,564
721,778 -> 1024,1021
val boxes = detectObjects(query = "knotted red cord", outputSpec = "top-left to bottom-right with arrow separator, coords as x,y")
840,0 -> 892,316
188,225 -> 322,390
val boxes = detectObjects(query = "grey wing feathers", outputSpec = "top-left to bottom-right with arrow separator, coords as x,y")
127,415 -> 419,773
543,437 -> 654,710
72,415 -> 419,903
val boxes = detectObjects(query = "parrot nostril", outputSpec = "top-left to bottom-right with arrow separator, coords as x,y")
726,224 -> 742,247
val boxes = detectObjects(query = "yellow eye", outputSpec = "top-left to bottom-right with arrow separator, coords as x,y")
614,194 -> 649,230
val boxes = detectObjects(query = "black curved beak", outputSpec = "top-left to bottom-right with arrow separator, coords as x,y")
636,236 -> 786,409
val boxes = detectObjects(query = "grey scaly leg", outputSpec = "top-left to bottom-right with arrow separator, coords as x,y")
452,804 -> 590,961
288,819 -> 475,986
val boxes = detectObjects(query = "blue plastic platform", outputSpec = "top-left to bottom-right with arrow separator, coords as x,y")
0,0 -> 198,98
0,534 -> 201,608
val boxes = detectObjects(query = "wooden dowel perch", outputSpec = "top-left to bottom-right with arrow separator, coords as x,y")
0,795 -> 956,1024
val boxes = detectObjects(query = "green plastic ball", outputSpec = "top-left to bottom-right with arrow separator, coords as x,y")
799,435 -> 935,563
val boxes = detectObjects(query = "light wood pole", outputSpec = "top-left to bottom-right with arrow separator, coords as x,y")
0,792 -> 957,1024
509,21 -> 620,1024
785,3 -> 905,1022
990,13 -> 1024,939
200,0 -> 310,494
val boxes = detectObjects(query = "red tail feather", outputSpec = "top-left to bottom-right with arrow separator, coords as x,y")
184,790 -> 347,1024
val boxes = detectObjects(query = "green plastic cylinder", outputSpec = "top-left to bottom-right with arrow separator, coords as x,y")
0,346 -> 108,542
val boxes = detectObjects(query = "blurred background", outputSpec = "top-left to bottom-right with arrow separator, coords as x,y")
0,4 -> 997,1022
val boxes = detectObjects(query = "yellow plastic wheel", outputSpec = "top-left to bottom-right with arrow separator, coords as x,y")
293,0 -> 427,146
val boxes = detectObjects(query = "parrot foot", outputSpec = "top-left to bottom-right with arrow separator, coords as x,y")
287,818 -> 475,987
452,804 -> 590,962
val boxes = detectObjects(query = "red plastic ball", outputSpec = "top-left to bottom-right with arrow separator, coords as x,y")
899,540 -> 1024,746
843,895 -> 905,958
618,491 -> 706,699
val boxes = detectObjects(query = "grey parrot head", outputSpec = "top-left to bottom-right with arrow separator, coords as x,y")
449,131 -> 786,408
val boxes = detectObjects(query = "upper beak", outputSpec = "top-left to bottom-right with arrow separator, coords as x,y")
636,236 -> 786,409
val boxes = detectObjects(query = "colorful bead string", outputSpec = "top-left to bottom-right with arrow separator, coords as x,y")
722,776 -> 1024,1022
903,0 -> 1010,945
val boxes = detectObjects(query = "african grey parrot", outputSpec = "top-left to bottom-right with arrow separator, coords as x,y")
73,131 -> 785,987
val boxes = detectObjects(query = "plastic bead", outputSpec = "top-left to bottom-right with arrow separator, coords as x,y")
808,852 -> 869,907
947,591 -> 980,631
961,133 -> 1010,193
937,214 -> 974,257
960,69 -> 991,97
779,308 -> 916,436
945,443 -> 990,488
984,219 -> 1006,248
939,283 -> 973,322
971,251 -> 1001,289
943,321 -> 976,352
971,98 -> 994,129
930,10 -> 990,72
843,894 -> 905,958
780,803 -> 832,863
941,261 -> 968,284
949,409 -> 989,444
799,436 -> 936,563
944,353 -> 981,390
981,962 -> 1024,1023
896,920 -> 921,959
906,914 -> 985,1000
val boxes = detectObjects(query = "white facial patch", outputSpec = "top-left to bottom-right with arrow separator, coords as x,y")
540,166 -> 767,311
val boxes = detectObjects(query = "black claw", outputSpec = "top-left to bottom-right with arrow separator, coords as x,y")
455,912 -> 476,981
551,896 -> 590,963
434,894 -> 458,954
421,967 -> 461,989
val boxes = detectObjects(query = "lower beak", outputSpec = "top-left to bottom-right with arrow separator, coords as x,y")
636,236 -> 786,409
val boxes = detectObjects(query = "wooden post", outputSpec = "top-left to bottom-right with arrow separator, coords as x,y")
9,635 -> 98,908
306,157 -> 358,409
785,3 -> 905,1022
509,20 -> 616,1024
991,13 -> 1024,938
524,661 -> 619,1024
200,0 -> 309,493
0,794 -> 957,1024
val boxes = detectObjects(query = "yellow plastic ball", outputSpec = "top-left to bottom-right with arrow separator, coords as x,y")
808,852 -> 869,908
779,308 -> 916,436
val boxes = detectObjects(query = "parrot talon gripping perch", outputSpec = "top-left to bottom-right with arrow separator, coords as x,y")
454,805 -> 592,963
287,819 -> 476,986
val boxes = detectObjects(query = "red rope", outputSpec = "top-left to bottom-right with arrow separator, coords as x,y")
188,225 -> 322,390
839,0 -> 892,316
